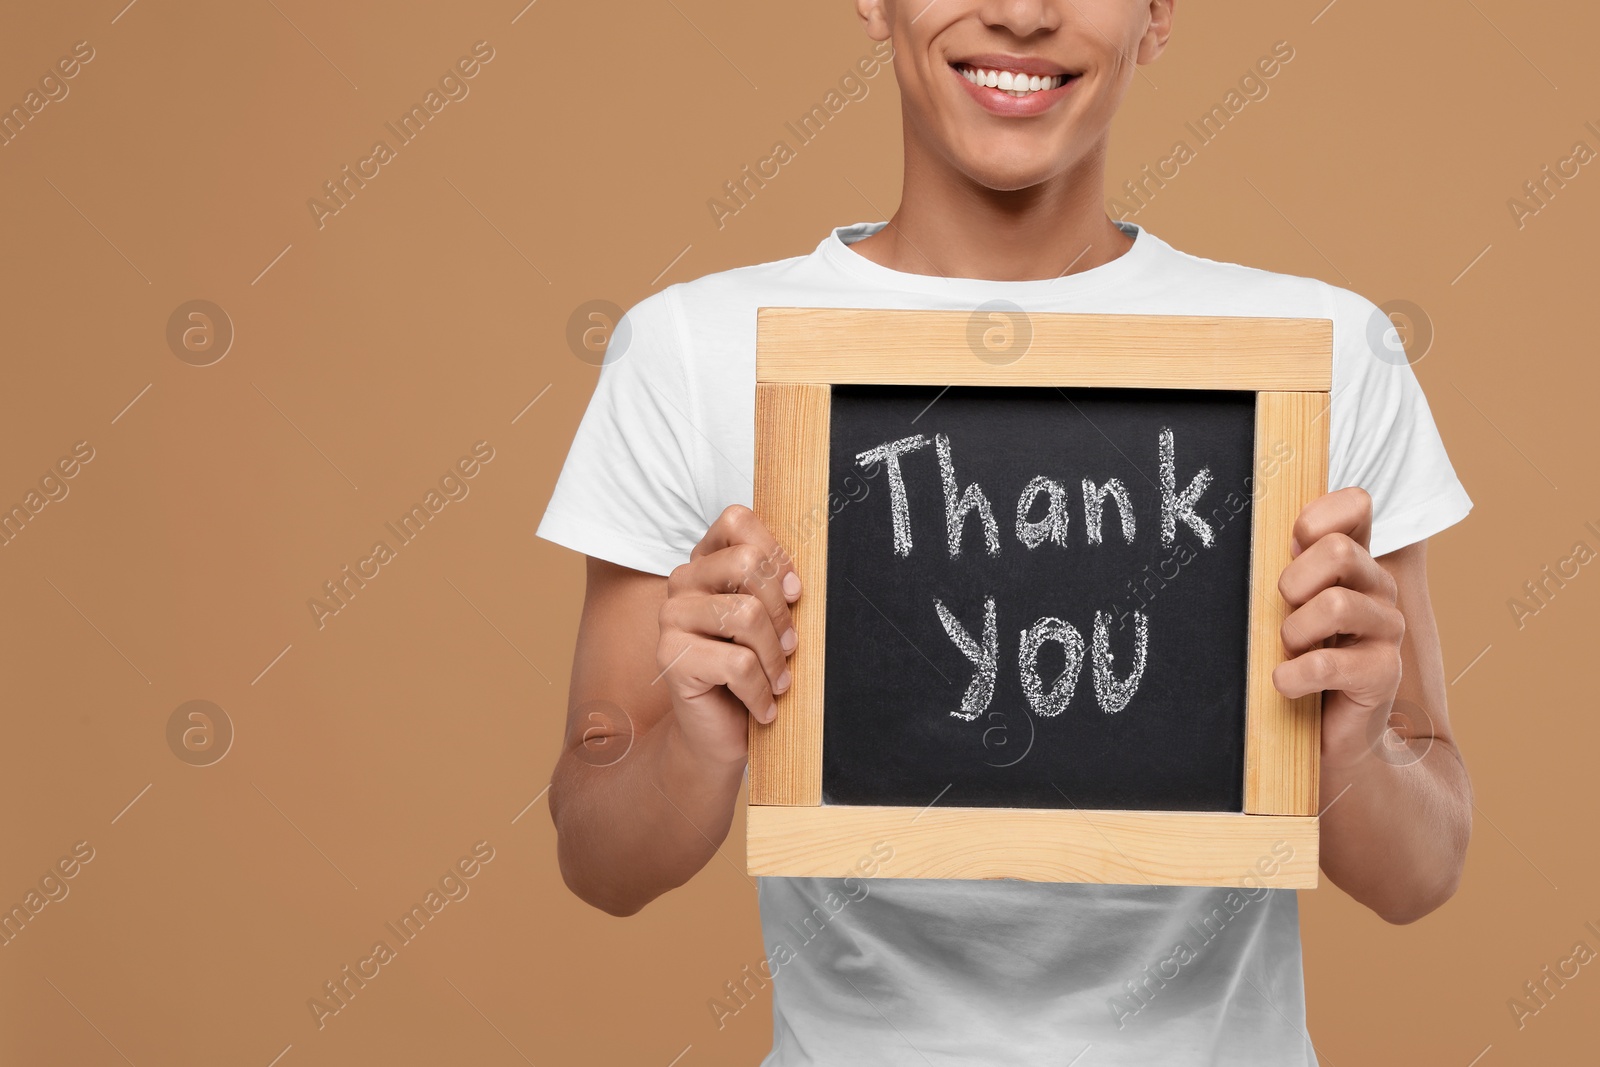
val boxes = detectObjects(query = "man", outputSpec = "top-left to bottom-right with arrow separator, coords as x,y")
537,1 -> 1473,1062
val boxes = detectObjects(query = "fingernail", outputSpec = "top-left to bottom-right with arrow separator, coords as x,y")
1289,537 -> 1303,558
762,702 -> 777,723
775,669 -> 792,693
783,572 -> 802,599
781,628 -> 797,653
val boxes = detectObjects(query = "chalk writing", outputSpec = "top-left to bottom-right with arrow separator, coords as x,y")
855,427 -> 1211,721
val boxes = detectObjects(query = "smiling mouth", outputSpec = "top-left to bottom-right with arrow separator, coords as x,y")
952,62 -> 1076,97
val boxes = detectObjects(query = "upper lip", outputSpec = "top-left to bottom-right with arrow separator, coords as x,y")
950,53 -> 1073,78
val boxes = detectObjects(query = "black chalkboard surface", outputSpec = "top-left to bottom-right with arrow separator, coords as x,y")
822,385 -> 1256,812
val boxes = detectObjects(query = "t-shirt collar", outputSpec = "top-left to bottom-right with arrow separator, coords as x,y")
818,218 -> 1159,301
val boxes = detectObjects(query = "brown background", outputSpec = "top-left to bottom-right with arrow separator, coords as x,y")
1,1 -> 1594,1064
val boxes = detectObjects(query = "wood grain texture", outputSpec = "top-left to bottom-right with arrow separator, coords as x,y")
755,308 -> 1333,391
747,805 -> 1319,887
1243,392 -> 1330,815
748,384 -> 829,805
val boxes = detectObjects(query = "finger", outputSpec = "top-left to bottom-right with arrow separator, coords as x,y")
1291,487 -> 1373,558
661,594 -> 790,694
1278,531 -> 1396,608
670,543 -> 796,652
708,641 -> 778,723
692,505 -> 801,602
1279,586 -> 1405,657
669,684 -> 755,763
1271,644 -> 1400,705
657,632 -> 777,723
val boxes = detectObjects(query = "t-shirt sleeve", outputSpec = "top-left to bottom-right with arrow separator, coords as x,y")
536,289 -> 711,576
1323,285 -> 1473,558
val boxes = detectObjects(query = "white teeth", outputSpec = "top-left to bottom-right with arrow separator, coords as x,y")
958,65 -> 1066,95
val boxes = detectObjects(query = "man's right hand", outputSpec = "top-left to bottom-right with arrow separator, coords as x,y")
656,505 -> 802,767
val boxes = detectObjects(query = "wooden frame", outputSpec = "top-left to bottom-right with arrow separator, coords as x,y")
750,309 -> 1330,889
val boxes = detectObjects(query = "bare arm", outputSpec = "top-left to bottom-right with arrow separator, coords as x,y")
549,507 -> 799,916
1274,489 -> 1473,924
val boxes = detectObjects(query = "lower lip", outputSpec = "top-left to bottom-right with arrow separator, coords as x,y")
952,65 -> 1077,117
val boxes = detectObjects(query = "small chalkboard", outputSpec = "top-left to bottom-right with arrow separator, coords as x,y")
747,309 -> 1331,888
823,385 -> 1254,813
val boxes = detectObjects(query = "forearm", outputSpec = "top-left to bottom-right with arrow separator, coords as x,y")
1317,735 -> 1472,924
550,712 -> 745,916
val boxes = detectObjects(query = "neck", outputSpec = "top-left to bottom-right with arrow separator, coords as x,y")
850,133 -> 1132,281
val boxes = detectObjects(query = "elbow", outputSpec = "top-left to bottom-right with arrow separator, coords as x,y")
1375,872 -> 1461,925
596,898 -> 646,918
1374,836 -> 1469,925
573,877 -> 650,918
550,793 -> 664,917
1375,762 -> 1474,925
555,835 -> 653,917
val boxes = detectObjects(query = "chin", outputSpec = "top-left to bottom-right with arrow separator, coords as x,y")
952,146 -> 1066,193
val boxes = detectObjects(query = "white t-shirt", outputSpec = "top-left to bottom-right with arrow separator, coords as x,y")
537,221 -> 1472,1066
